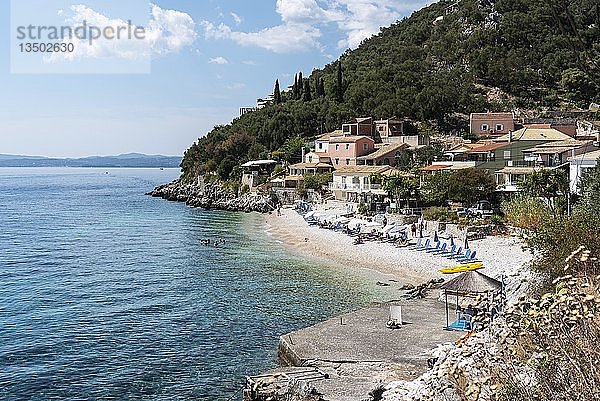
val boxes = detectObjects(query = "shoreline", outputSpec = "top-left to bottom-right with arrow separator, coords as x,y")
264,206 -> 534,298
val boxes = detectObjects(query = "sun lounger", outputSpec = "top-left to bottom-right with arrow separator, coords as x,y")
454,249 -> 471,261
414,239 -> 430,250
438,244 -> 455,256
407,238 -> 422,249
456,250 -> 477,263
429,243 -> 448,254
422,240 -> 438,252
446,246 -> 462,259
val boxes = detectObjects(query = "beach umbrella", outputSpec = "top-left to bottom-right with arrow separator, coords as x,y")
434,230 -> 439,243
382,221 -> 397,233
389,225 -> 406,235
347,218 -> 365,230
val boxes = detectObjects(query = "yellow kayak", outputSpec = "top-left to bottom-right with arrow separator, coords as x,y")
440,262 -> 484,274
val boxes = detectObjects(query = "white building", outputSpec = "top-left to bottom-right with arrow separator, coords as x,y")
569,149 -> 600,193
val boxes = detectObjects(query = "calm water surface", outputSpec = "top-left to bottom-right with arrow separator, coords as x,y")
0,168 -> 385,400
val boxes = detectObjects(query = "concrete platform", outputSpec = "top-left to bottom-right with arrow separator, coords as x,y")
256,298 -> 464,401
279,298 -> 461,367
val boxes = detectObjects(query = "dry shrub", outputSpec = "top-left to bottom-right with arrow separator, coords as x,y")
492,247 -> 600,401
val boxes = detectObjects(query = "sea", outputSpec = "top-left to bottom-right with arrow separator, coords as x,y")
0,168 -> 389,400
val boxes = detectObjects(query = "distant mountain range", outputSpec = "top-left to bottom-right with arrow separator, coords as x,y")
0,153 -> 182,168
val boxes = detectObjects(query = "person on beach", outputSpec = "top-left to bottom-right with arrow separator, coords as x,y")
411,223 -> 417,238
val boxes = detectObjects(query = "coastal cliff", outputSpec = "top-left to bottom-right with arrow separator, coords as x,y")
147,180 -> 276,213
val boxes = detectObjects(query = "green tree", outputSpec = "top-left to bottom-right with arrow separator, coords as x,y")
315,77 -> 325,97
577,157 -> 600,212
335,60 -> 344,102
518,169 -> 569,216
303,173 -> 332,192
447,168 -> 496,204
273,79 -> 282,104
303,80 -> 312,101
297,72 -> 304,99
421,171 -> 452,204
382,174 -> 419,208
281,136 -> 306,164
217,156 -> 237,181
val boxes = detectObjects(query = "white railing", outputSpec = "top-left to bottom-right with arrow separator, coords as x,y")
329,182 -> 383,191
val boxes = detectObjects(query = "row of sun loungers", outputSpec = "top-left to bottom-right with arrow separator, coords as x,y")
296,206 -> 479,263
409,238 -> 478,262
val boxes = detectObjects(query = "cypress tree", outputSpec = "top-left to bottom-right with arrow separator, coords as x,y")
273,79 -> 282,104
297,72 -> 304,99
316,77 -> 325,97
303,80 -> 312,101
336,61 -> 344,103
292,74 -> 299,100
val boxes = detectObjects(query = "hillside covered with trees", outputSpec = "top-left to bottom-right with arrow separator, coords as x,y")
180,0 -> 600,182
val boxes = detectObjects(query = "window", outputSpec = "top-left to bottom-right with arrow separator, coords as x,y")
335,144 -> 339,151
341,176 -> 346,183
335,158 -> 339,165
481,124 -> 489,131
345,159 -> 350,165
345,144 -> 350,150
496,124 -> 504,131
378,126 -> 385,131
503,150 -> 511,160
363,143 -> 369,150
343,126 -> 350,133
318,143 -> 323,150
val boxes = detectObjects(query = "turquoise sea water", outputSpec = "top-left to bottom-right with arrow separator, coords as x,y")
0,168 -> 384,400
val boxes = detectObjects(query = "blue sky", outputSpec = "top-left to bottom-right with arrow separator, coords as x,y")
0,0 -> 432,157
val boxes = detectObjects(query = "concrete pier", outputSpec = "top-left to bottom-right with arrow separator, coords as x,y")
250,298 -> 463,401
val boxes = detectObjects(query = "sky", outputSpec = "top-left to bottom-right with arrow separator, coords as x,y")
0,0 -> 433,157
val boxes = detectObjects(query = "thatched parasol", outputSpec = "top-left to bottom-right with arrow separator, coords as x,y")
441,271 -> 502,295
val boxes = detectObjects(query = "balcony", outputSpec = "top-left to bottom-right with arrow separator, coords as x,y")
329,182 -> 383,192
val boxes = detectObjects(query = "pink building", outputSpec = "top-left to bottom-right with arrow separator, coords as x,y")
328,136 -> 375,167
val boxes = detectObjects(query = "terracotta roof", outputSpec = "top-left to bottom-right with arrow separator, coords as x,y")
470,112 -> 514,121
496,167 -> 539,175
467,142 -> 509,153
333,165 -> 392,175
421,164 -> 451,171
568,149 -> 600,162
316,130 -> 343,141
290,162 -> 333,169
344,117 -> 373,124
329,135 -> 373,143
357,143 -> 409,160
523,141 -> 593,155
495,128 -> 572,142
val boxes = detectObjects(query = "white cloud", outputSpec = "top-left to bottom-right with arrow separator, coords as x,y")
242,60 -> 257,66
230,12 -> 243,25
200,0 -> 432,53
202,20 -> 322,53
226,82 -> 247,90
209,56 -> 228,64
46,3 -> 196,62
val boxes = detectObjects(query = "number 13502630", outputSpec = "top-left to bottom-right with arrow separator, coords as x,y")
19,43 -> 75,53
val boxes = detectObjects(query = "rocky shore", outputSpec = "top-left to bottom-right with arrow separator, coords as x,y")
147,179 -> 277,213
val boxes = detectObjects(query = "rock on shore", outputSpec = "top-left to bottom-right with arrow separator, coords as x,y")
147,179 -> 277,213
